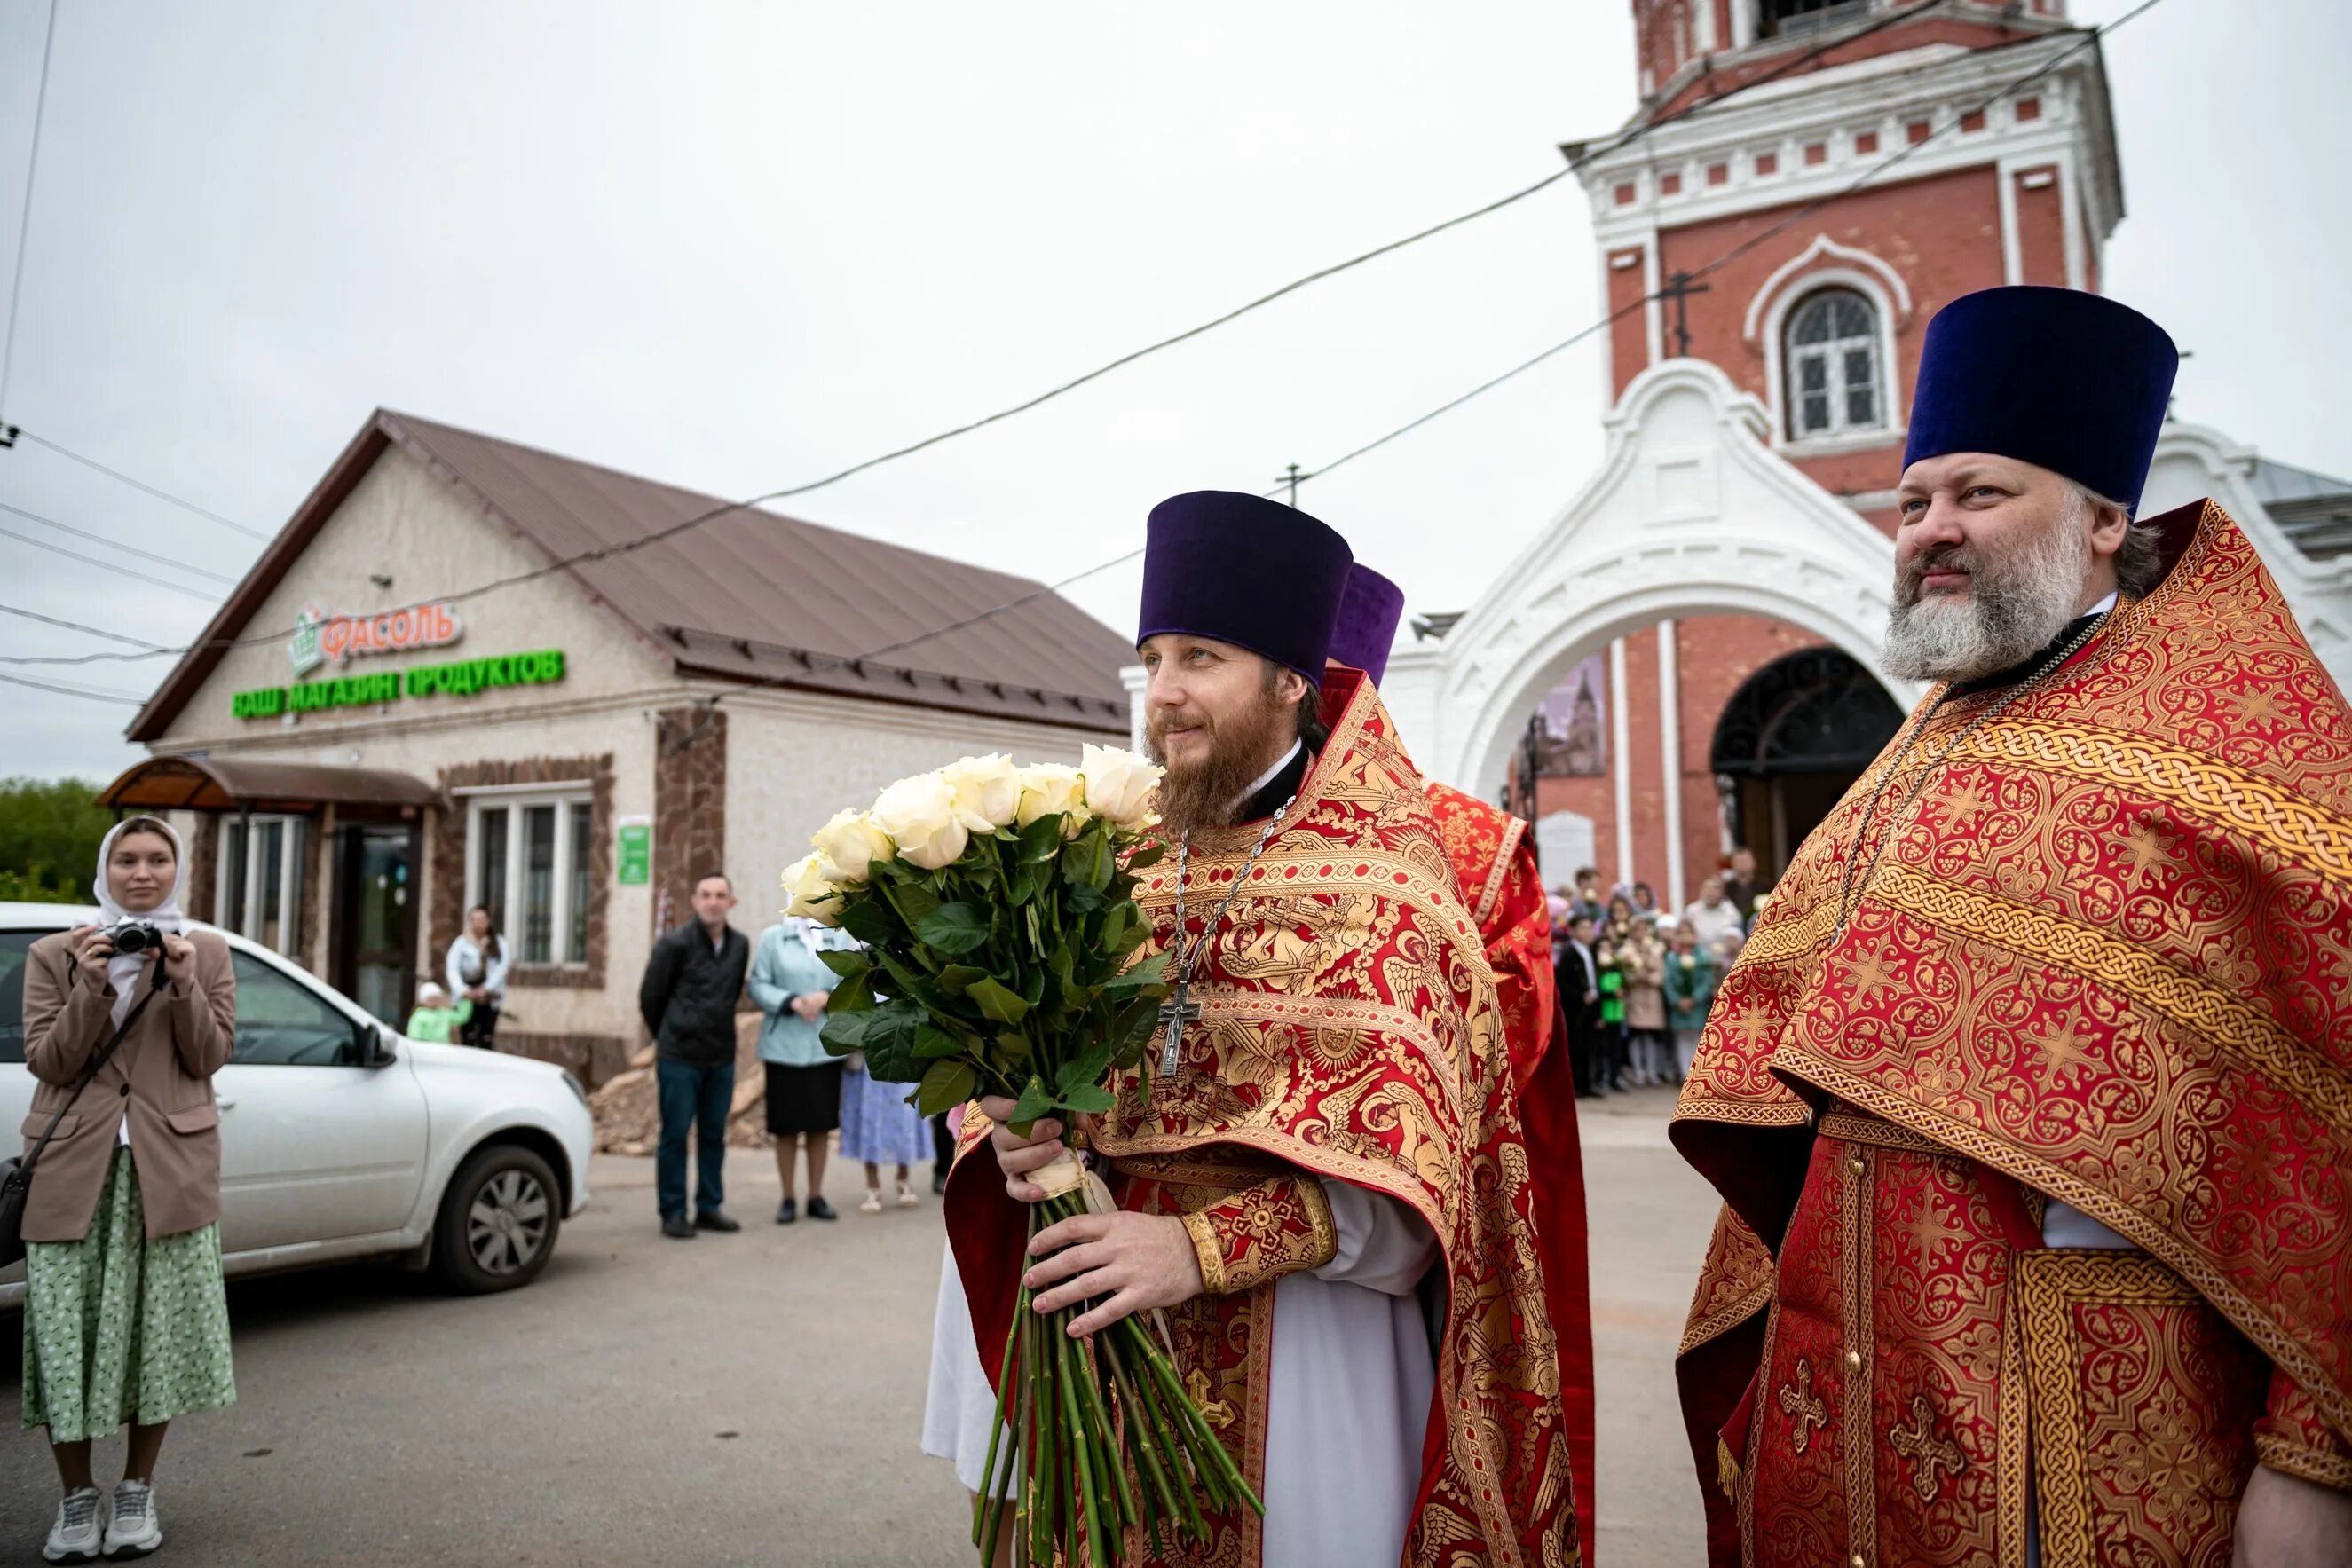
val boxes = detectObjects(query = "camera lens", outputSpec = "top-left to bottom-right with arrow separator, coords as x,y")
112,923 -> 152,954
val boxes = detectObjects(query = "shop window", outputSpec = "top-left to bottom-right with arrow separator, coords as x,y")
465,789 -> 593,966
1783,288 -> 1884,441
216,815 -> 305,957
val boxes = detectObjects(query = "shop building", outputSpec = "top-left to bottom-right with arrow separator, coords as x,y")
112,410 -> 1133,1085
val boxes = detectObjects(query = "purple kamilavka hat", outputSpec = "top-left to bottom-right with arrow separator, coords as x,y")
1325,564 -> 1405,683
1136,491 -> 1353,682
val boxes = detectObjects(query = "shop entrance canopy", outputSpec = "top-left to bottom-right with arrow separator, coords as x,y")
99,756 -> 438,818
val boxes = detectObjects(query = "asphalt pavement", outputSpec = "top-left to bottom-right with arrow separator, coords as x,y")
1,1087 -> 1719,1566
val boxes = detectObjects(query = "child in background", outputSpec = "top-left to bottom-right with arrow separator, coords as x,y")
404,981 -> 473,1044
1662,921 -> 1721,1083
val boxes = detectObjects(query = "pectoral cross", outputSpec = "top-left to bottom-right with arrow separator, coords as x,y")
1158,976 -> 1202,1076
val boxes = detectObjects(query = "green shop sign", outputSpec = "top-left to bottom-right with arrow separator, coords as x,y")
232,649 -> 567,720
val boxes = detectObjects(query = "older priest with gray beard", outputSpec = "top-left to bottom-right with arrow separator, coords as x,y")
1670,287 -> 2352,1567
942,492 -> 1576,1566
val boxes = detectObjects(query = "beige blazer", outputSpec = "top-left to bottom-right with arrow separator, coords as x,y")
20,926 -> 235,1242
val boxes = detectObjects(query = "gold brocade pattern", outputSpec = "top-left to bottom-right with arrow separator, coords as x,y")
1098,670 -> 1576,1567
2015,1251 -> 2264,1568
1674,501 -> 2352,1495
1180,1174 -> 1338,1297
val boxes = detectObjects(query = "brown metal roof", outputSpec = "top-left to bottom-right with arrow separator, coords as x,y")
130,410 -> 1134,740
99,755 -> 440,814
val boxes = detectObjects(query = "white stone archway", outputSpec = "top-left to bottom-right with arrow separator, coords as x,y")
2141,422 -> 2352,686
1381,359 -> 1921,800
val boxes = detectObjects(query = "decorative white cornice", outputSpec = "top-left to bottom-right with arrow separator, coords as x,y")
1579,30 -> 2119,250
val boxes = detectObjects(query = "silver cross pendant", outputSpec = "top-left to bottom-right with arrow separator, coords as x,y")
1157,975 -> 1202,1076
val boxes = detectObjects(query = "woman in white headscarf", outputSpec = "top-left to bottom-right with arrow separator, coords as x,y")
18,816 -> 237,1564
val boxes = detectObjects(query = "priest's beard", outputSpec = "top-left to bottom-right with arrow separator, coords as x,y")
1882,493 -> 2095,684
1146,682 -> 1300,839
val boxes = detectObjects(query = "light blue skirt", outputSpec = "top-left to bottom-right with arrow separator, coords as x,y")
837,1065 -> 930,1165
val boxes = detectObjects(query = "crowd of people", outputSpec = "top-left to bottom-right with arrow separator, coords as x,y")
635,871 -> 944,1237
1548,855 -> 1763,1098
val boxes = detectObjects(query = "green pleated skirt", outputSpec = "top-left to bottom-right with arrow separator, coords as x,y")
21,1146 -> 235,1442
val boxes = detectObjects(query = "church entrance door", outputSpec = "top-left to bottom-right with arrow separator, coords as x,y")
1709,647 -> 1904,877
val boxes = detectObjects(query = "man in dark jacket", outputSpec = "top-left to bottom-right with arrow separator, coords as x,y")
638,871 -> 752,1238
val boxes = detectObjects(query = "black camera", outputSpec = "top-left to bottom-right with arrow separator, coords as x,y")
102,919 -> 163,955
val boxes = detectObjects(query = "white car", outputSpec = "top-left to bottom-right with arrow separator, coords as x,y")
0,902 -> 593,1304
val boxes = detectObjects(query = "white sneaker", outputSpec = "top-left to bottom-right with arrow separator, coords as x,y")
43,1487 -> 104,1564
101,1480 -> 161,1560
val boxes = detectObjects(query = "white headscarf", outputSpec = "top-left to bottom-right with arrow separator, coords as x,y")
91,816 -> 189,1027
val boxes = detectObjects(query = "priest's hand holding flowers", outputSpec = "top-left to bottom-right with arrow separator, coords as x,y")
779,746 -> 1254,1565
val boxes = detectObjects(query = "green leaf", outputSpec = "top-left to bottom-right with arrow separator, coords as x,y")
857,1001 -> 927,1083
1010,1074 -> 1054,1124
838,898 -> 900,948
886,880 -> 942,928
914,1023 -> 964,1060
915,902 -> 991,956
1058,1083 -> 1117,1115
1102,949 -> 1170,998
932,964 -> 989,995
1122,841 -> 1166,871
1056,1036 -> 1118,1099
916,1060 -> 979,1117
1018,814 -> 1064,863
965,975 -> 1031,1027
818,1010 -> 872,1057
828,970 -> 877,1013
815,949 -> 869,981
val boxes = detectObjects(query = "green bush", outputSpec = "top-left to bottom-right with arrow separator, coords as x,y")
0,777 -> 109,904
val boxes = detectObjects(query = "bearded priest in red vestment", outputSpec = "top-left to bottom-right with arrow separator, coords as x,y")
949,492 -> 1577,1567
1329,562 -> 1598,1562
1671,287 -> 2352,1567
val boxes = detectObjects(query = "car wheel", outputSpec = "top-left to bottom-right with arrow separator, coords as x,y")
431,1144 -> 562,1294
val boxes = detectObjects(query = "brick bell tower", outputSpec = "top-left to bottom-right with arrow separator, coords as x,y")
1573,0 -> 2124,525
1487,1 -> 2130,902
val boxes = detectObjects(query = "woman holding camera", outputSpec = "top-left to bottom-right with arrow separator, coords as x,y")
20,816 -> 236,1564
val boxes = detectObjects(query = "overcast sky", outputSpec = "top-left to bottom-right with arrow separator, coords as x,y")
1,0 -> 2344,784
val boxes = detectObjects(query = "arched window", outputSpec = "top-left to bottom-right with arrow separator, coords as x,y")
1783,288 -> 1883,441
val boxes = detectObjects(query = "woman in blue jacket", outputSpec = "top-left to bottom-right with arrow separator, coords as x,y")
746,918 -> 845,1224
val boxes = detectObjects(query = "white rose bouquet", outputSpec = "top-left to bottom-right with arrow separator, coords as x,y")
780,745 -> 1258,1564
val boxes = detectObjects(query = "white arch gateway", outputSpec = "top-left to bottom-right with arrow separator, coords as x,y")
1379,359 -> 1921,801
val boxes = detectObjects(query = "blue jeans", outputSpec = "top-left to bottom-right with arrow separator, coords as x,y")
656,1058 -> 734,1220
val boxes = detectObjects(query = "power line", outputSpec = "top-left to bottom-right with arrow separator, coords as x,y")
0,668 -> 146,705
11,430 -> 268,540
4,3 -> 2162,702
0,521 -> 224,599
0,498 -> 240,581
0,0 -> 59,422
0,601 -> 167,648
0,3 -> 1949,672
1286,1 -> 2163,495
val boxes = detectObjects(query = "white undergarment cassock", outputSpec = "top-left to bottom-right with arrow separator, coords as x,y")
921,1180 -> 1442,1566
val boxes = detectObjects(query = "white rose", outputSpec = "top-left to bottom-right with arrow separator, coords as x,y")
810,808 -> 892,884
1080,744 -> 1164,830
781,853 -> 841,925
941,753 -> 1022,833
870,769 -> 972,871
1015,762 -> 1090,831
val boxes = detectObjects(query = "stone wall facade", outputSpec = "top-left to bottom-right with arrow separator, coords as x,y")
651,707 -> 727,940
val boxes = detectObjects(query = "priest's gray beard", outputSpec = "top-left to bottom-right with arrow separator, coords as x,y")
1882,491 -> 2095,684
1146,680 -> 1299,838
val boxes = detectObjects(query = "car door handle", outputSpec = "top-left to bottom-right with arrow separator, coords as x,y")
215,1094 -> 237,1111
